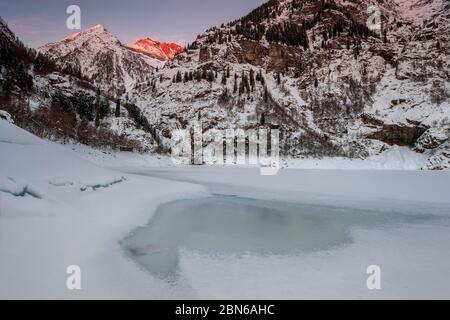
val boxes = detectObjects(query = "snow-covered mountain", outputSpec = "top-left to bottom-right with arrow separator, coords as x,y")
38,24 -> 165,96
1,19 -> 161,153
127,0 -> 449,169
128,38 -> 184,61
3,0 -> 450,169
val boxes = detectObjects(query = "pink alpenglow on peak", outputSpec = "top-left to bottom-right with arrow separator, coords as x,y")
65,24 -> 107,42
66,32 -> 81,42
128,37 -> 184,61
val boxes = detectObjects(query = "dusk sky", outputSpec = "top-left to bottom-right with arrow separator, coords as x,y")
0,0 -> 267,48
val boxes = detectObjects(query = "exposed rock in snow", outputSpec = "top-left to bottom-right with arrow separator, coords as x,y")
367,122 -> 429,147
0,110 -> 13,123
414,127 -> 449,152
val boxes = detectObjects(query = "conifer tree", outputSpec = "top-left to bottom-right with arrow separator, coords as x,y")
115,99 -> 120,118
221,72 -> 227,85
176,71 -> 182,83
239,80 -> 245,95
95,111 -> 100,127
207,71 -> 215,82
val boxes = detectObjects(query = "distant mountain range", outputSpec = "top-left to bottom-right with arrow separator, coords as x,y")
38,24 -> 183,95
1,0 -> 450,169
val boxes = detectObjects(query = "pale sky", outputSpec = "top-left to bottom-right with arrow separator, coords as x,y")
0,0 -> 267,47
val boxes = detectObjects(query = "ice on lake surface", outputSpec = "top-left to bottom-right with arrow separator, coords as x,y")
122,195 -> 438,279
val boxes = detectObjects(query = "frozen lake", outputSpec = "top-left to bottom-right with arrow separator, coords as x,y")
2,118 -> 450,299
122,194 -> 438,280
116,167 -> 450,299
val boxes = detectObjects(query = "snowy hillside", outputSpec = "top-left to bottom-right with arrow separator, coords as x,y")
1,18 -> 163,153
2,0 -> 450,169
125,0 -> 450,169
392,0 -> 449,23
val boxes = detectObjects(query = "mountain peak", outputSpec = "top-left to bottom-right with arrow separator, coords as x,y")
38,24 -> 164,96
89,24 -> 106,31
65,24 -> 110,42
128,37 -> 184,61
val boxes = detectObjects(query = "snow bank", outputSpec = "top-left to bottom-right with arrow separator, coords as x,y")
0,110 -> 13,123
285,146 -> 428,170
0,119 -> 204,299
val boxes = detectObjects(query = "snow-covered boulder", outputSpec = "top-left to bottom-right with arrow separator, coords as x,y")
0,110 -> 13,123
414,128 -> 449,153
425,151 -> 450,170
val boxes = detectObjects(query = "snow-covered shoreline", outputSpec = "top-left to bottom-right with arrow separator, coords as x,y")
0,119 -> 207,299
2,119 -> 450,299
66,141 -> 432,172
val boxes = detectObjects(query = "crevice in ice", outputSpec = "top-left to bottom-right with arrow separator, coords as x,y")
80,177 -> 126,192
48,181 -> 75,187
0,186 -> 42,199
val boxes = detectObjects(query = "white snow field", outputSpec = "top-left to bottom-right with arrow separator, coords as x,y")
1,117 -> 450,299
0,119 -> 204,299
